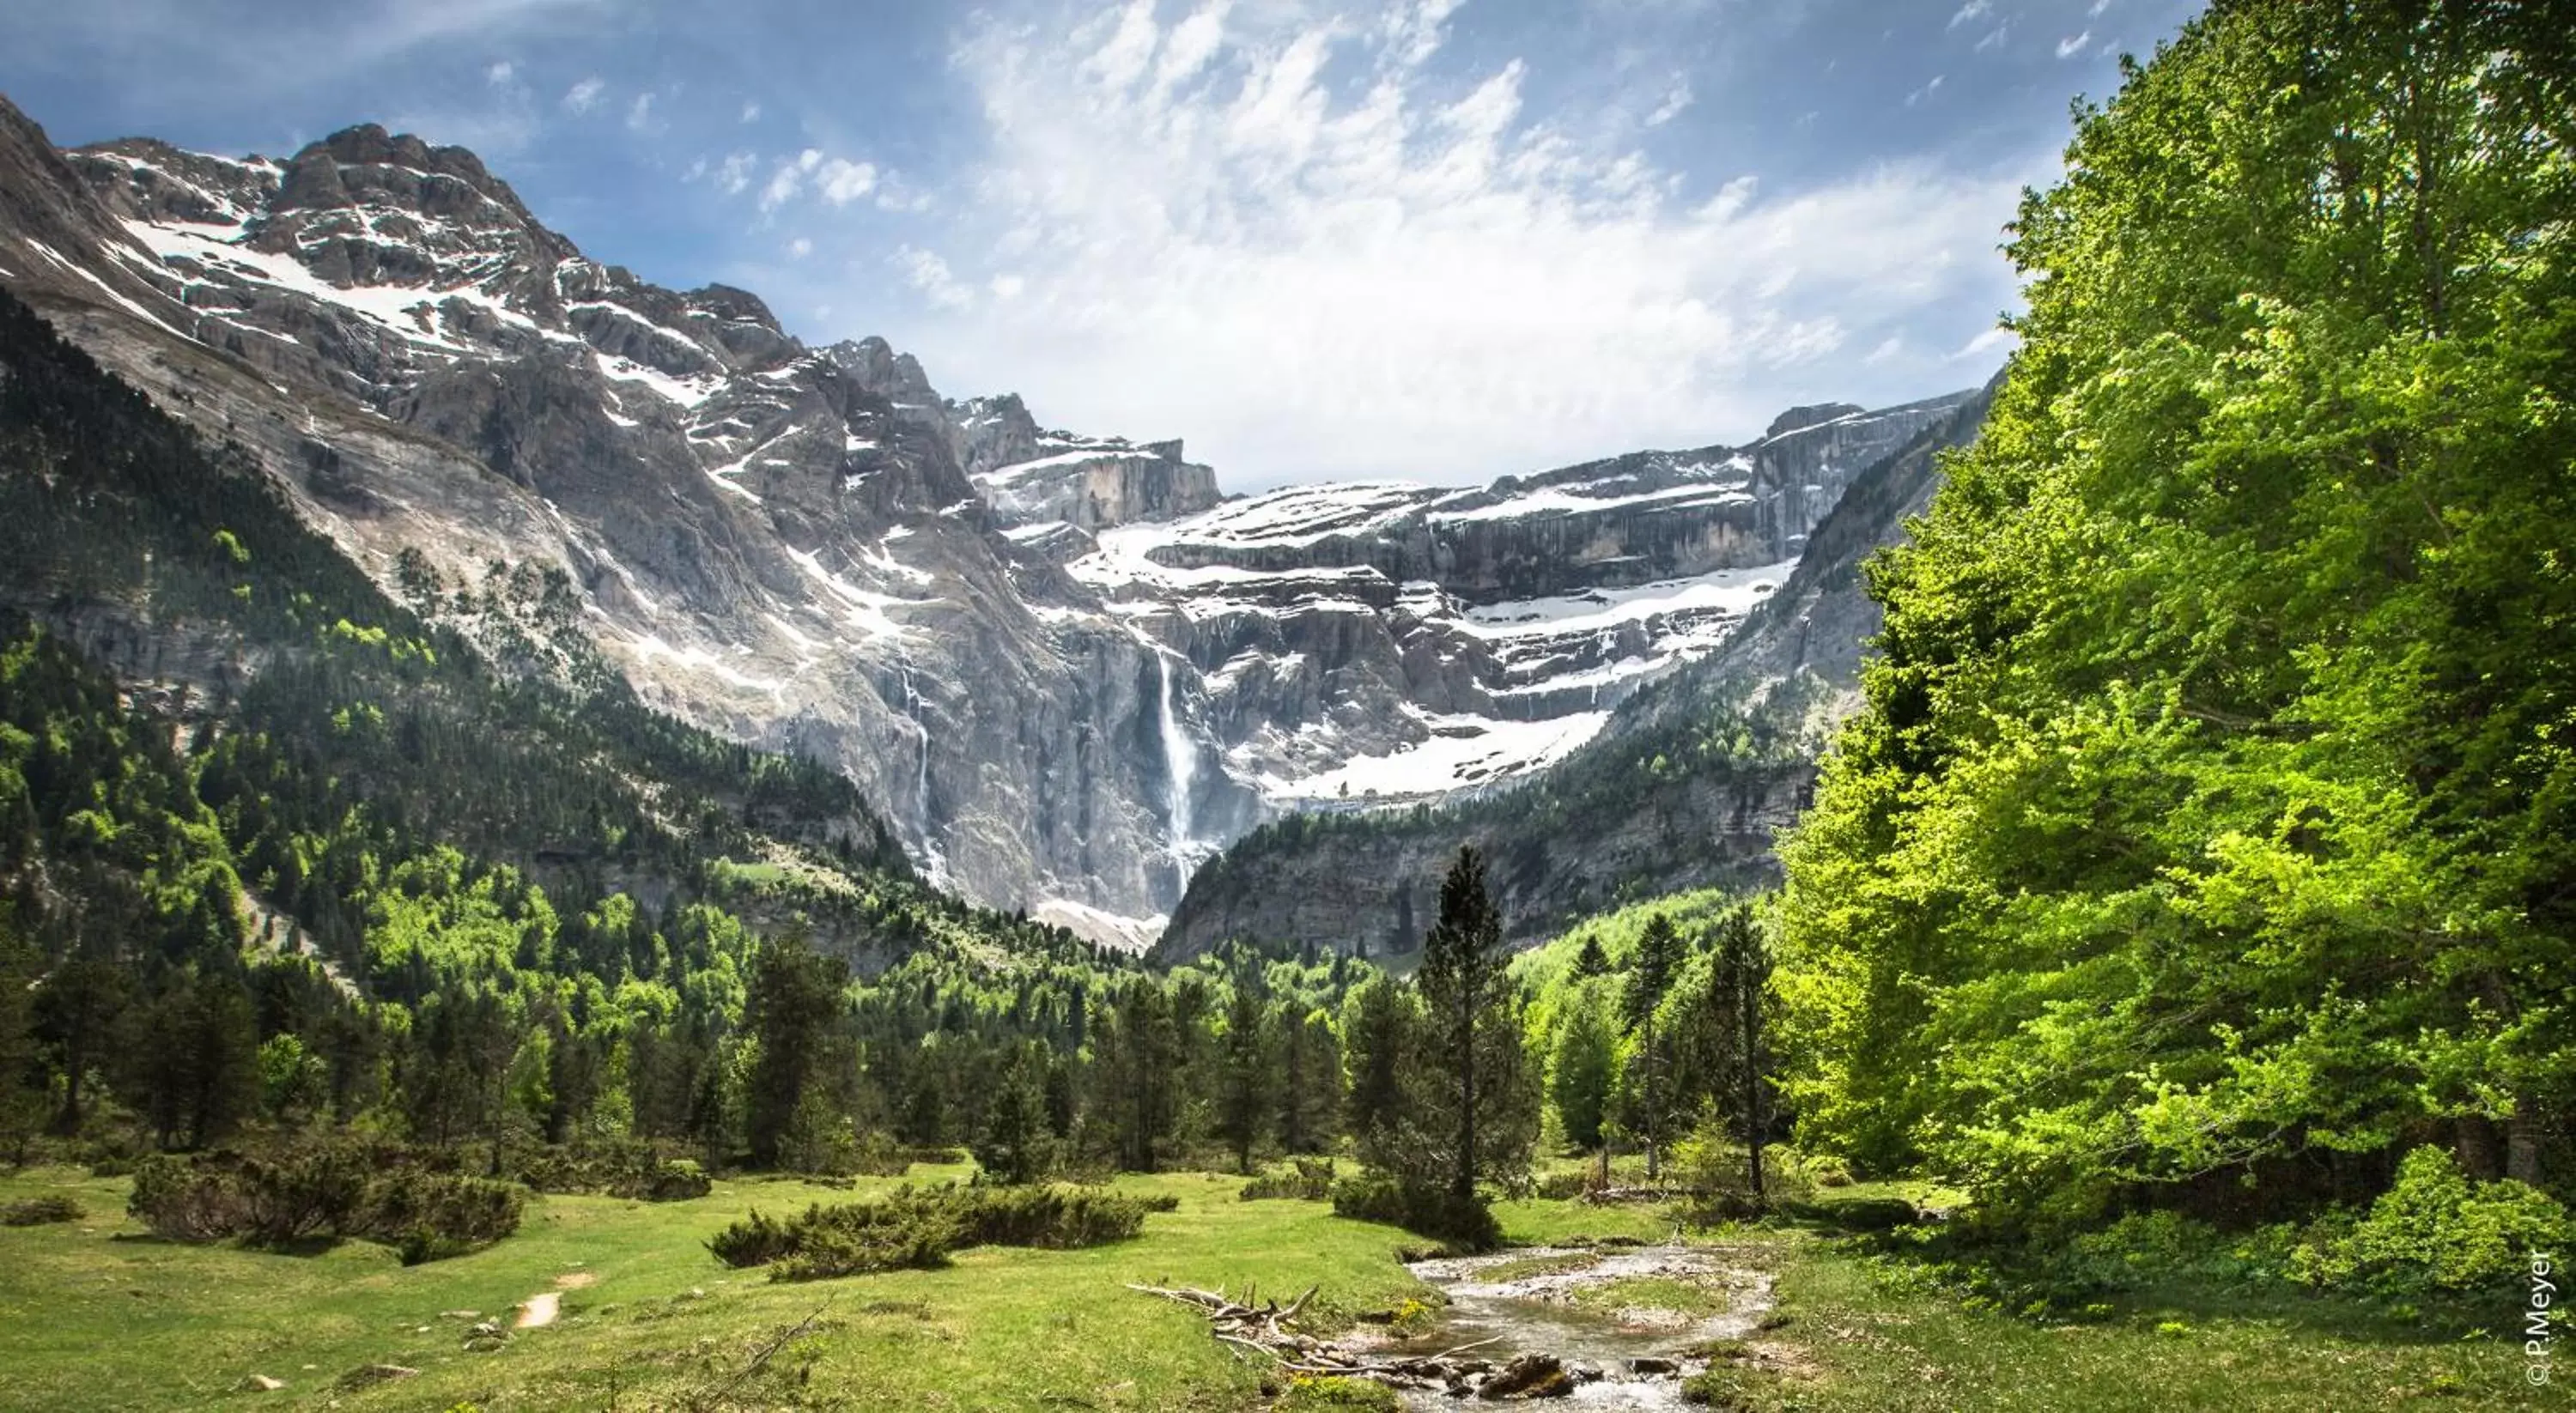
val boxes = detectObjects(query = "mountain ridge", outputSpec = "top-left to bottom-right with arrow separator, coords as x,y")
0,92 -> 1969,944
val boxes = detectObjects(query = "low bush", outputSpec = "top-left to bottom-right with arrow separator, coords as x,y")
1242,1157 -> 1336,1202
502,1139 -> 712,1201
0,1195 -> 83,1226
1276,1374 -> 1400,1410
363,1169 -> 526,1264
2289,1146 -> 2572,1296
1531,1169 -> 1594,1201
707,1182 -> 1173,1282
127,1143 -> 523,1260
1329,1173 -> 1502,1252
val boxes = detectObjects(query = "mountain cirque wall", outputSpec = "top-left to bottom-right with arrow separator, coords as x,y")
1154,387 -> 1996,961
0,93 -> 1967,943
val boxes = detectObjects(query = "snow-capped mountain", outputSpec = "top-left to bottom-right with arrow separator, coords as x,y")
0,96 -> 1966,946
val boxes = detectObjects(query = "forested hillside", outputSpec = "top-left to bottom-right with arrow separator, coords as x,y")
1776,0 -> 2576,1228
0,283 -> 1323,1173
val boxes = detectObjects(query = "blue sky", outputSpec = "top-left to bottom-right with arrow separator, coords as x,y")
2,0 -> 2202,488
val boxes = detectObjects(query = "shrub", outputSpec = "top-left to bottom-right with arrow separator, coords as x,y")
707,1207 -> 799,1269
645,1158 -> 714,1202
0,1195 -> 83,1226
1242,1157 -> 1336,1202
1531,1169 -> 1593,1201
1330,1173 -> 1502,1252
706,1183 -> 1173,1282
2291,1146 -> 2573,1295
1277,1374 -> 1400,1410
361,1170 -> 526,1264
127,1145 -> 523,1260
501,1139 -> 713,1202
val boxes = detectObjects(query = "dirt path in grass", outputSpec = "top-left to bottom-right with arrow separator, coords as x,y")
515,1271 -> 598,1329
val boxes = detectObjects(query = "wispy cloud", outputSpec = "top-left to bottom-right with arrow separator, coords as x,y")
1952,324 -> 2016,360
485,59 -> 516,86
2056,31 -> 2092,58
625,90 -> 655,130
1947,1 -> 1990,31
1644,80 -> 1693,128
815,0 -> 2029,485
562,76 -> 605,113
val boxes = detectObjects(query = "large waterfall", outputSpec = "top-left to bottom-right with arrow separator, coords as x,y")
1154,650 -> 1197,859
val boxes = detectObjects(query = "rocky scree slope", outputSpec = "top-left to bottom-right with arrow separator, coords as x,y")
0,93 -> 1965,944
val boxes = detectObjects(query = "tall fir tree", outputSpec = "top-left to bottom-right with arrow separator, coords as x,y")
1413,846 -> 1538,1204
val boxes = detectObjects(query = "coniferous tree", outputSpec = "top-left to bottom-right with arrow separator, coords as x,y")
35,953 -> 127,1135
1215,980 -> 1272,1173
0,919 -> 46,1163
1275,1004 -> 1339,1155
1413,846 -> 1538,1204
743,931 -> 848,1169
1340,974 -> 1416,1168
1618,913 -> 1684,1178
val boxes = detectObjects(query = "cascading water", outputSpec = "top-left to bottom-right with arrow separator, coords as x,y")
1154,649 -> 1197,860
902,668 -> 945,879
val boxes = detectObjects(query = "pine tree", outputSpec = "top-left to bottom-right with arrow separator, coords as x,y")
743,931 -> 849,1169
1413,846 -> 1537,1204
0,918 -> 46,1164
1340,974 -> 1415,1167
1571,935 -> 1609,979
1619,913 -> 1684,1179
1215,980 -> 1272,1173
1711,906 -> 1772,1201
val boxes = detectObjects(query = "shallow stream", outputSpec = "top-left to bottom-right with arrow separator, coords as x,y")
1362,1244 -> 1771,1407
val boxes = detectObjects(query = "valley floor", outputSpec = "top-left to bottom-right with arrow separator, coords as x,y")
0,1165 -> 2546,1411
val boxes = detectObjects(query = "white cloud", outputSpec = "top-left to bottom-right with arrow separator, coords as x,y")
1863,336 -> 1903,366
2089,0 -> 2113,14
751,148 -> 880,211
1951,324 -> 2017,360
899,246 -> 973,310
562,76 -> 605,113
1905,74 -> 1946,106
830,2 -> 2027,486
789,237 -> 813,258
714,151 -> 756,195
740,100 -> 762,124
486,59 -> 515,86
1644,79 -> 1692,128
1974,24 -> 2009,53
2056,31 -> 2092,58
817,158 -> 877,205
625,90 -> 655,130
1947,1 -> 1990,30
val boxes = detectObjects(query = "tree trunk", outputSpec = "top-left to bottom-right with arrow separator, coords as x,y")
2455,1114 -> 2503,1180
1741,970 -> 1764,1204
1455,988 -> 1478,1204
2506,1106 -> 2544,1187
1642,1020 -> 1661,1183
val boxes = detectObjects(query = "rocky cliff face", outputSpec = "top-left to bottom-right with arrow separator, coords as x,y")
1156,388 -> 1996,961
0,92 -> 1969,947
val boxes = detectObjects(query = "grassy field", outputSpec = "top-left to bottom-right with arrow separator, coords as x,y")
0,1164 -> 2553,1411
